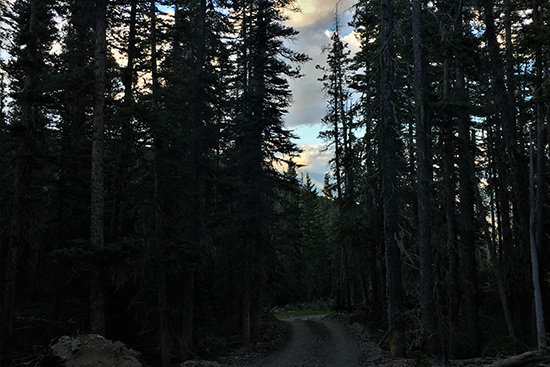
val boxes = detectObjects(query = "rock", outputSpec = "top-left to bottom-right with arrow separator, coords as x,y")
51,334 -> 142,367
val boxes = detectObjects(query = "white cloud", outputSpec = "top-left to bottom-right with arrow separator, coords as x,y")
342,30 -> 361,53
285,0 -> 335,28
295,144 -> 332,172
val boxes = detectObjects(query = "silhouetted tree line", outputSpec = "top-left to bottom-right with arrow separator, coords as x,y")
1,0 -> 550,364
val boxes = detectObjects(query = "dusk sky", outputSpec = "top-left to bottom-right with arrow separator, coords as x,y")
283,0 -> 360,187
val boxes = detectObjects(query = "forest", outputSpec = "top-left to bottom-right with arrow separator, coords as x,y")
1,0 -> 549,365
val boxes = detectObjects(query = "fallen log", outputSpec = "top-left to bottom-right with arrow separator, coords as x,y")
486,351 -> 540,367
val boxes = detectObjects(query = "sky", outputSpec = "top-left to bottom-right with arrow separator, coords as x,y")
282,0 -> 360,188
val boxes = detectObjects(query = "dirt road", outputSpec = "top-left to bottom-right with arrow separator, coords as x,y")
250,315 -> 361,367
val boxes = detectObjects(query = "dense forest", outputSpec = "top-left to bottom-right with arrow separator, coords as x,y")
1,0 -> 549,365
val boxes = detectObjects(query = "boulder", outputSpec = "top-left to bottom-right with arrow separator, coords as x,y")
51,334 -> 142,367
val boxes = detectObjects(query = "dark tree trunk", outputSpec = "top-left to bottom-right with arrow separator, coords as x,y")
532,0 -> 545,293
150,2 -> 171,365
412,0 -> 436,353
181,270 -> 195,359
441,54 -> 459,359
485,188 -> 516,339
158,267 -> 171,367
180,0 -> 206,357
529,127 -> 547,347
90,0 -> 107,336
242,238 -> 252,346
381,0 -> 405,356
456,71 -> 480,355
3,162 -> 22,340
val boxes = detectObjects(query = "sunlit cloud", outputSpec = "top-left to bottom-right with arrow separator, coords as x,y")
285,0 -> 335,28
342,30 -> 360,53
296,144 -> 332,172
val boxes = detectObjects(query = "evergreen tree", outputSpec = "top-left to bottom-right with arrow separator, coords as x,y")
230,0 -> 307,343
318,27 -> 355,310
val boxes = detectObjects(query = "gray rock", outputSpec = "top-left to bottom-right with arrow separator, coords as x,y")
51,334 -> 142,367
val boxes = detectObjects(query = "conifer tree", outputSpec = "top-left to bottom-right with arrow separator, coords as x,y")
318,27 -> 356,309
230,0 -> 307,343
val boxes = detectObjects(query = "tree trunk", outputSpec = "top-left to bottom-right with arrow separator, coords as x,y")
412,0 -> 436,354
532,0 -> 546,325
180,0 -> 206,357
2,164 -> 22,340
158,267 -> 171,367
441,48 -> 459,359
150,3 -> 171,365
381,0 -> 405,356
181,270 -> 195,359
242,244 -> 251,346
456,70 -> 480,355
90,0 -> 108,336
529,127 -> 547,348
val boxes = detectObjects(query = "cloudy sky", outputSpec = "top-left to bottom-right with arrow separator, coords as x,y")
282,0 -> 360,187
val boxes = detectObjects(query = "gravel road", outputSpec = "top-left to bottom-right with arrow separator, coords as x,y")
192,315 -> 414,367
252,315 -> 361,367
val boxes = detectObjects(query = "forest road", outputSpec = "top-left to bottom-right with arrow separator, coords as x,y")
250,315 -> 361,367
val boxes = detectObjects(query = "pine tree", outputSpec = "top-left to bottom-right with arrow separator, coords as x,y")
230,0 -> 307,343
